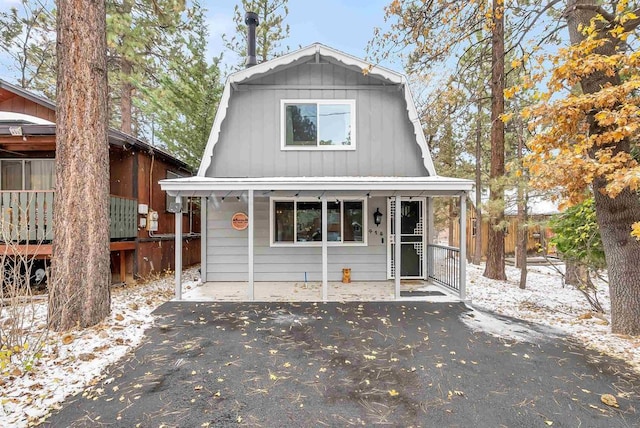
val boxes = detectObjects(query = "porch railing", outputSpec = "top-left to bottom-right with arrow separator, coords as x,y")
0,191 -> 137,242
427,244 -> 460,294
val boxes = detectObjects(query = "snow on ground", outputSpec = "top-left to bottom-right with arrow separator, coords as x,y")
465,262 -> 640,373
0,263 -> 639,427
0,267 -> 201,427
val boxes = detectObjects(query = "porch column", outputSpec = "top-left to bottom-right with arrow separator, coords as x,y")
394,195 -> 401,300
321,196 -> 328,301
459,192 -> 467,300
174,195 -> 183,300
200,197 -> 207,283
248,189 -> 254,301
427,196 -> 435,279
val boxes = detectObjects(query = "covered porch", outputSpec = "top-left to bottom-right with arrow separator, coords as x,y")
161,176 -> 473,302
182,280 -> 461,302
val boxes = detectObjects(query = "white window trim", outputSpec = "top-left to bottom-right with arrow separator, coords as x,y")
269,196 -> 367,247
280,99 -> 356,151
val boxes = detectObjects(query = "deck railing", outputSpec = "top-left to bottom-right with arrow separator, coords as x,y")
0,191 -> 137,242
427,244 -> 460,294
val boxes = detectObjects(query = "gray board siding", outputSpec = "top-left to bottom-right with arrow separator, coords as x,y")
206,61 -> 428,178
206,197 -> 388,282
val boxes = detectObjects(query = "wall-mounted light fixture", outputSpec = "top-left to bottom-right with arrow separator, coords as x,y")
373,208 -> 382,226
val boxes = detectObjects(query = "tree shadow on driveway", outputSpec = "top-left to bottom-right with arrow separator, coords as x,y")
45,302 -> 640,427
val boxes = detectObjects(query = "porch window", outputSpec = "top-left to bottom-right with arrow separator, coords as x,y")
282,100 -> 355,150
0,159 -> 55,190
271,198 -> 366,245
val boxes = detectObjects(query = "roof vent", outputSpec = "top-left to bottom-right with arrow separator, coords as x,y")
245,11 -> 259,68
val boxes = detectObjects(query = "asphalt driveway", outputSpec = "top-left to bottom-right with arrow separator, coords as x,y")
45,302 -> 640,427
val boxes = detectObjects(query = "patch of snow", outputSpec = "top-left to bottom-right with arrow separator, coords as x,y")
465,262 -> 640,373
0,267 -> 200,427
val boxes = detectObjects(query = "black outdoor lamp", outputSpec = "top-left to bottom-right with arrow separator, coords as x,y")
373,208 -> 383,226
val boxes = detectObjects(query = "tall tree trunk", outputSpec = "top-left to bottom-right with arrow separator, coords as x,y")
516,184 -> 528,288
472,95 -> 483,265
483,0 -> 506,280
120,59 -> 133,134
448,198 -> 455,247
49,0 -> 110,330
565,0 -> 640,334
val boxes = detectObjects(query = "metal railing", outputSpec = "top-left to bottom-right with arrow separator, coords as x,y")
427,244 -> 460,295
0,191 -> 137,242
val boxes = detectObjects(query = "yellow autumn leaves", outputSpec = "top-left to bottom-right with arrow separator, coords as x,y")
503,8 -> 640,217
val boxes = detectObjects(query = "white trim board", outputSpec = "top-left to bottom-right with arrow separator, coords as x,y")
160,176 -> 474,198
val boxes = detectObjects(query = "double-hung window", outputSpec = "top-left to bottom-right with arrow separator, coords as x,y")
271,198 -> 366,246
281,100 -> 355,150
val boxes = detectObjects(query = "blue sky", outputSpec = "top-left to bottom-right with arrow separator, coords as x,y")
204,0 -> 398,71
0,0 -> 399,83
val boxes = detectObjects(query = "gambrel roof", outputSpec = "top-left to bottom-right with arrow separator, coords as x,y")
198,43 -> 437,177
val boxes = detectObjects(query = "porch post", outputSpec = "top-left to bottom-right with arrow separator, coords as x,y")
200,197 -> 207,283
394,195 -> 401,300
248,189 -> 254,301
427,196 -> 435,279
459,192 -> 467,300
174,195 -> 183,300
321,196 -> 328,301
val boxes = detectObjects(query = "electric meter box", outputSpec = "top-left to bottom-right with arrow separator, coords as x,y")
146,210 -> 159,231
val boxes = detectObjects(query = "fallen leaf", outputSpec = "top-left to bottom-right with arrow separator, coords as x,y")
194,385 -> 203,391
388,389 -> 399,397
115,314 -> 125,321
544,421 -> 553,426
62,334 -> 74,345
601,394 -> 619,408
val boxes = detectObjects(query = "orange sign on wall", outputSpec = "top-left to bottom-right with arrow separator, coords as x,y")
231,212 -> 249,230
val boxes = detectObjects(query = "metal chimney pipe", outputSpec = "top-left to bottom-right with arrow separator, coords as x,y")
245,11 -> 259,68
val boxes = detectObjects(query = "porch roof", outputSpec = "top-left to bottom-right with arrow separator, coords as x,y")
160,175 -> 474,198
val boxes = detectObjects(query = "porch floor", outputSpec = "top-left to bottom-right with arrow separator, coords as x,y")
181,280 -> 461,302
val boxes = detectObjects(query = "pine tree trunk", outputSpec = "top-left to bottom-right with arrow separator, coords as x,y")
565,0 -> 640,334
483,0 -> 506,280
472,95 -> 483,265
49,0 -> 110,331
120,59 -> 133,134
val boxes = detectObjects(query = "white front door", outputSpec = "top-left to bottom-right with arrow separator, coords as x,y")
387,197 -> 426,279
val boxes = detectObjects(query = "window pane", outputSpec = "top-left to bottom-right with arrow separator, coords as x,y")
343,201 -> 363,242
327,201 -> 341,241
26,160 -> 55,190
274,201 -> 294,242
296,201 -> 321,242
285,104 -> 317,146
1,160 -> 23,190
319,104 -> 351,146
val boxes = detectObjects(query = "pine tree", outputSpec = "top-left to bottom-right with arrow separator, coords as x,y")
142,2 -> 223,170
222,0 -> 290,68
49,0 -> 110,330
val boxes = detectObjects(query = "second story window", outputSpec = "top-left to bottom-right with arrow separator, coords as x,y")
281,100 -> 355,150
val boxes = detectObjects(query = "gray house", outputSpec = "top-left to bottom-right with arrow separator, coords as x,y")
161,42 -> 473,301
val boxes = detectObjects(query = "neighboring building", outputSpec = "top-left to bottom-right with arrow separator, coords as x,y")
161,40 -> 473,301
454,189 -> 560,260
0,79 -> 200,284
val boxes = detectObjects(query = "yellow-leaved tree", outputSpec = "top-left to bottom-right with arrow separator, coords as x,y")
523,1 -> 640,335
